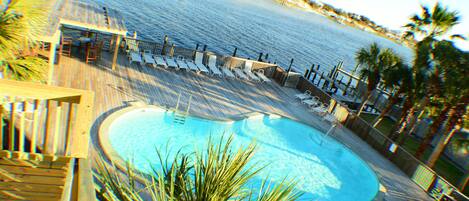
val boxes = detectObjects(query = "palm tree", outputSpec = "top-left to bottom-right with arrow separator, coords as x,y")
96,136 -> 303,201
399,2 -> 464,151
419,41 -> 469,166
355,43 -> 402,116
0,0 -> 48,81
372,62 -> 411,127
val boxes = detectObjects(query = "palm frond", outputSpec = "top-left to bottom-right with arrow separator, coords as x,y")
3,56 -> 47,81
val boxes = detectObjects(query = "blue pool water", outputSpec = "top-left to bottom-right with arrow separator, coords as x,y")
108,108 -> 379,200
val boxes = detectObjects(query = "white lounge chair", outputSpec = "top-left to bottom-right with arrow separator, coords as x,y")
165,56 -> 178,69
186,60 -> 199,72
207,55 -> 223,77
233,68 -> 249,80
194,52 -> 209,74
243,61 -> 260,82
302,96 -> 321,108
142,50 -> 156,67
323,113 -> 336,123
255,69 -> 271,83
176,56 -> 189,71
128,51 -> 142,65
153,55 -> 167,68
295,90 -> 312,100
221,63 -> 236,78
311,103 -> 329,116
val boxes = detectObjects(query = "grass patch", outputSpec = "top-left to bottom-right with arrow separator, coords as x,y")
359,113 -> 467,195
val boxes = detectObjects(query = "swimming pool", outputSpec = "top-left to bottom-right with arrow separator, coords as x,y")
102,107 -> 379,200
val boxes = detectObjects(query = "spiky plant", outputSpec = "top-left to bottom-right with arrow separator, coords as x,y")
95,136 -> 303,201
0,0 -> 49,81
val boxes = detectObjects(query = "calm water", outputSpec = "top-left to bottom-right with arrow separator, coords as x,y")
108,108 -> 379,200
89,0 -> 412,72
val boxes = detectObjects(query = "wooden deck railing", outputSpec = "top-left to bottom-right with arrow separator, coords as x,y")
0,79 -> 94,159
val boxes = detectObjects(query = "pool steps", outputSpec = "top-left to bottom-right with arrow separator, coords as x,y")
173,93 -> 193,124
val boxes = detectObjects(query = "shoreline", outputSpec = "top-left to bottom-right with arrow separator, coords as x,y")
275,0 -> 415,48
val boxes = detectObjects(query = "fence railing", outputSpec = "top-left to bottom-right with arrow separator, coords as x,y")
0,79 -> 94,159
291,76 -> 468,201
122,37 -> 278,73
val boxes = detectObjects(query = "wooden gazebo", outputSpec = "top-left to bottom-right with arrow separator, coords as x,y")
41,0 -> 128,84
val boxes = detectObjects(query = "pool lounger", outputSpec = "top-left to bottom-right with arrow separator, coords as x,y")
233,68 -> 249,80
302,96 -> 321,108
310,103 -> 329,116
176,56 -> 189,71
142,50 -> 156,67
153,55 -> 168,68
186,60 -> 200,72
128,51 -> 142,65
194,52 -> 210,74
243,61 -> 260,82
255,69 -> 271,82
222,67 -> 235,78
165,56 -> 179,69
207,55 -> 223,77
295,90 -> 312,100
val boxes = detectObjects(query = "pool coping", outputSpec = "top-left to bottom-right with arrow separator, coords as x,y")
98,104 -> 385,200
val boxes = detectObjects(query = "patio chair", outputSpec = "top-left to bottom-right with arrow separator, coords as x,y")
175,56 -> 189,71
295,90 -> 312,100
60,36 -> 72,57
142,50 -> 156,67
243,61 -> 260,82
255,69 -> 271,83
233,68 -> 249,80
194,52 -> 210,74
85,43 -> 101,64
128,51 -> 142,65
165,56 -> 179,69
302,96 -> 321,108
153,55 -> 168,68
221,63 -> 235,78
323,113 -> 336,123
207,55 -> 223,77
186,59 -> 200,72
310,103 -> 329,116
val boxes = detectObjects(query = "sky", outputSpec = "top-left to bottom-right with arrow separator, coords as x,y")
318,0 -> 469,50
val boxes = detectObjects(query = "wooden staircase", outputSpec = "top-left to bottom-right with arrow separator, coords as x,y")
0,80 -> 95,201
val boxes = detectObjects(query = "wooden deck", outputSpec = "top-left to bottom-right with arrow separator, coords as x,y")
53,51 -> 328,130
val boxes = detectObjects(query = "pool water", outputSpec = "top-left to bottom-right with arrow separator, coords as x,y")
107,108 -> 379,200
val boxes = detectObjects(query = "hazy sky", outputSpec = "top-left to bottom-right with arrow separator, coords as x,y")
318,0 -> 469,50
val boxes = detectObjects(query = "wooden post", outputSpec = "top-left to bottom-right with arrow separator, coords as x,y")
307,64 -> 315,79
162,35 -> 168,55
304,69 -> 309,77
111,35 -> 121,71
287,58 -> 294,72
202,45 -> 207,52
233,47 -> 238,57
312,64 -> 320,83
265,53 -> 269,60
258,53 -> 263,61
47,42 -> 57,85
70,91 -> 94,158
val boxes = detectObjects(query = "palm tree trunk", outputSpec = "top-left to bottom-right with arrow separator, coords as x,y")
389,98 -> 413,141
426,126 -> 458,168
414,105 -> 451,159
357,91 -> 373,116
372,92 -> 401,127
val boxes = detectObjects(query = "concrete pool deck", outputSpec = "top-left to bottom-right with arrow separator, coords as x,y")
52,52 -> 432,201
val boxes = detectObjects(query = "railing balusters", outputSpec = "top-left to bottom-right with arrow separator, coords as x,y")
52,102 -> 63,155
9,102 -> 16,151
31,99 -> 40,153
65,103 -> 75,156
18,100 -> 26,153
44,100 -> 52,154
